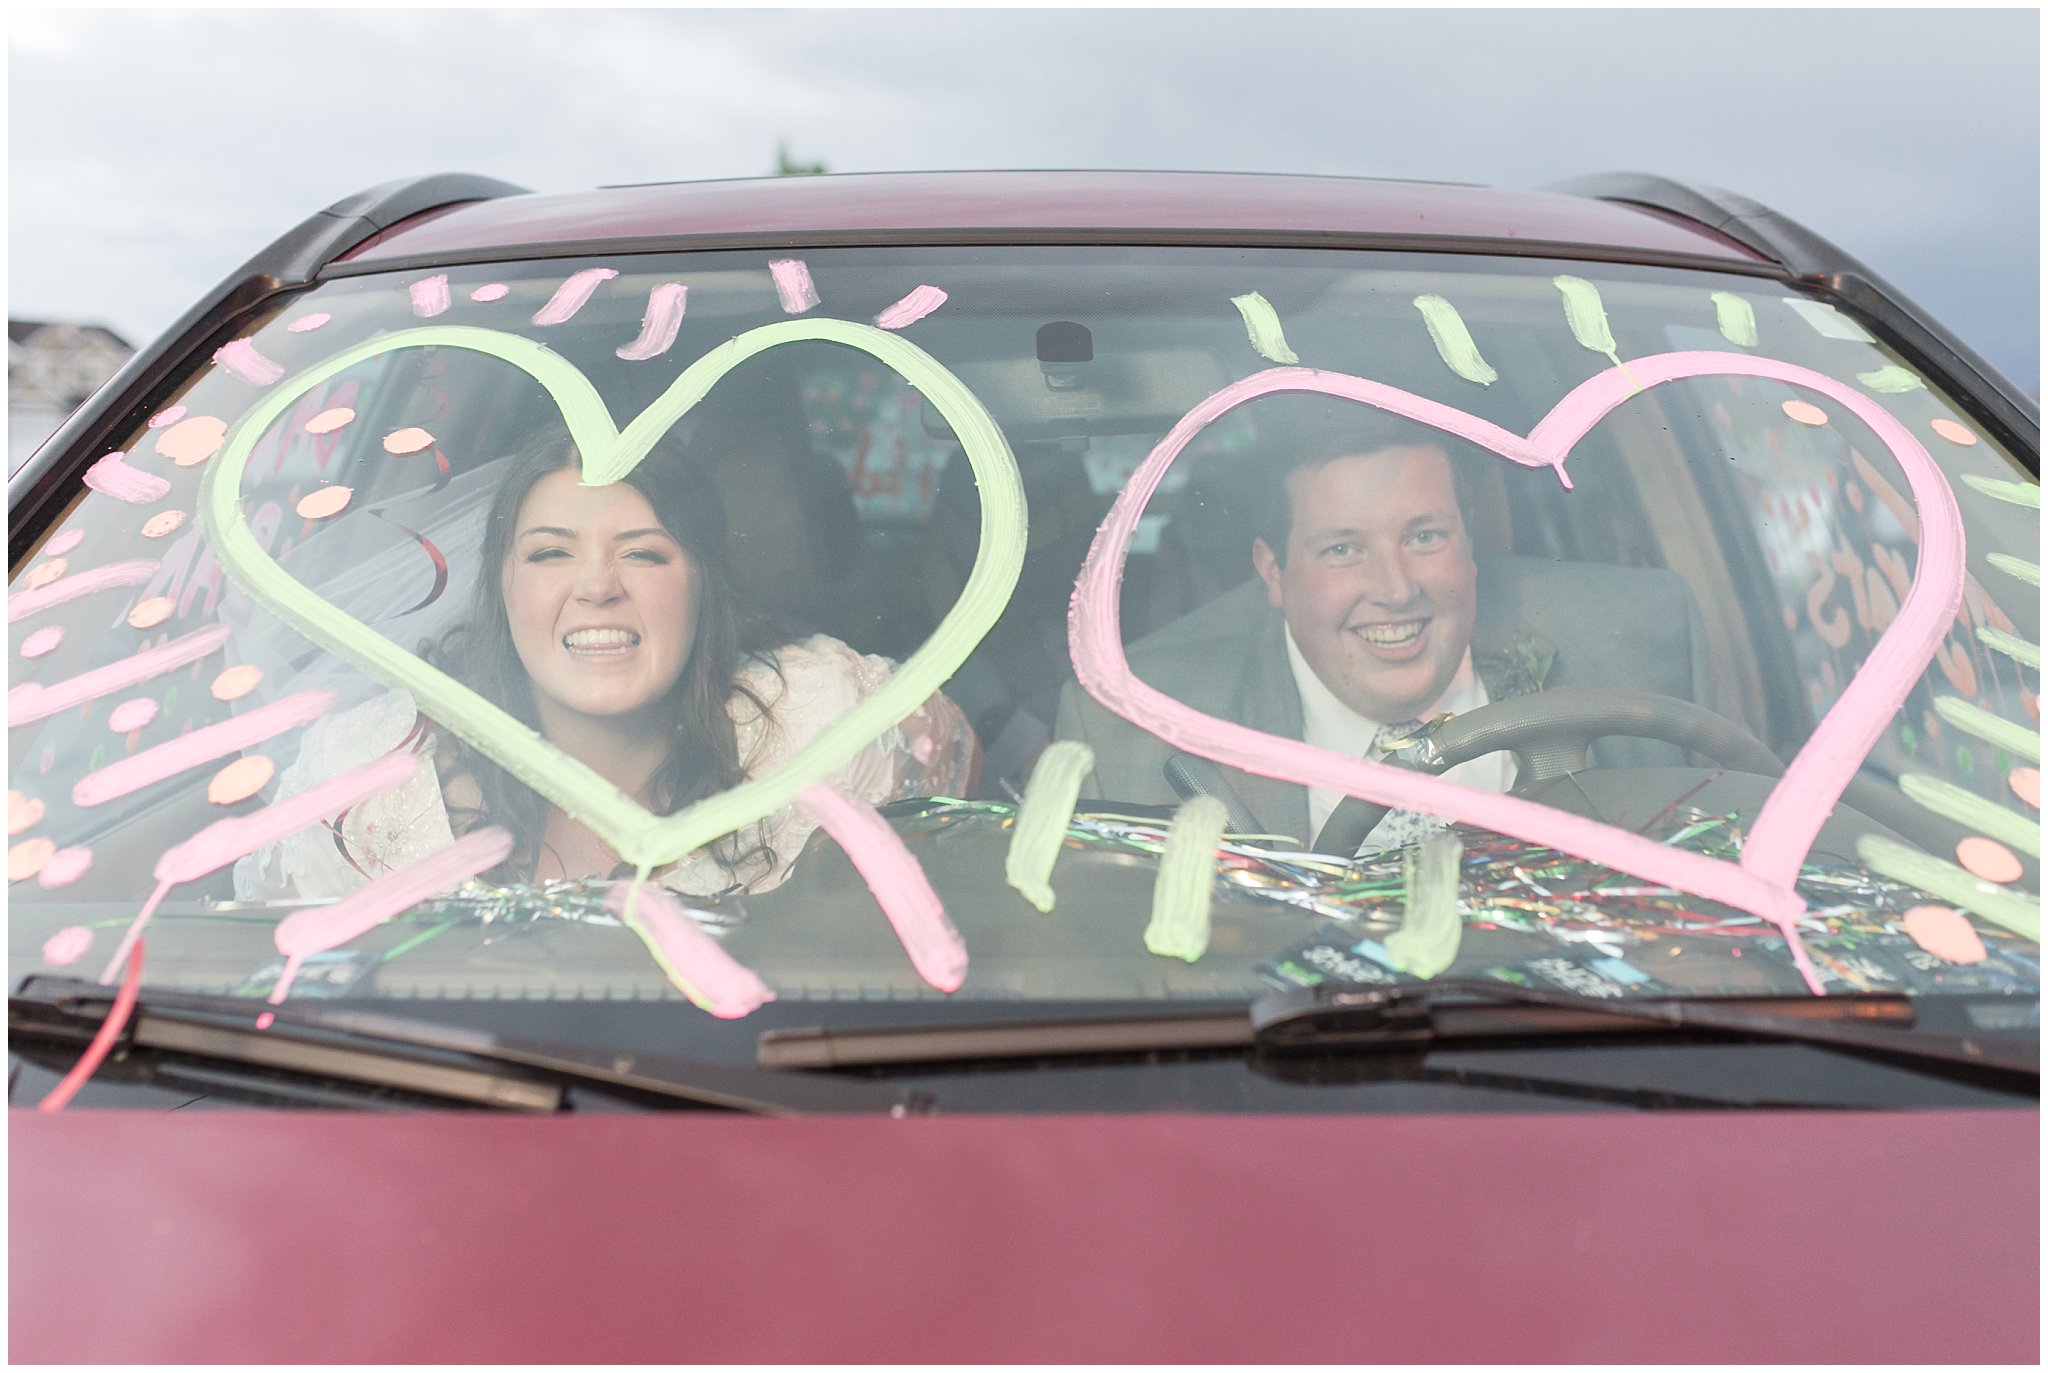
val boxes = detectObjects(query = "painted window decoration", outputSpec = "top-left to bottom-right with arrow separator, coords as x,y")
7,245 -> 2037,1109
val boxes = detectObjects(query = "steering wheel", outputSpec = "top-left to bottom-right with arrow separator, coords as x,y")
1313,688 -> 1784,854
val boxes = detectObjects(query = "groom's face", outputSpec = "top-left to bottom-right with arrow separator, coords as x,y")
1252,444 -> 1480,723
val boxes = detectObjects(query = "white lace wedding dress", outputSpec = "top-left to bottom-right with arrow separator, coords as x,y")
233,634 -> 976,901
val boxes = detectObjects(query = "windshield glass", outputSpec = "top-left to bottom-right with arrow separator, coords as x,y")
9,245 -> 2039,1036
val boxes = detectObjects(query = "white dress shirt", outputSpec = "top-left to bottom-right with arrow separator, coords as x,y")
1283,626 -> 1517,846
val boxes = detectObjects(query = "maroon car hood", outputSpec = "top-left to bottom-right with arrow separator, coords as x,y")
10,1108 -> 2036,1362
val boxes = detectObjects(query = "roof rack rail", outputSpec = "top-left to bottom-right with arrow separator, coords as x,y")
1550,172 -> 2037,473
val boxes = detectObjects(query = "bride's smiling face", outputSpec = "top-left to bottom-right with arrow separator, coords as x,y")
501,468 -> 700,727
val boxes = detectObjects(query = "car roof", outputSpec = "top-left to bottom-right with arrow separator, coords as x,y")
335,170 -> 1772,269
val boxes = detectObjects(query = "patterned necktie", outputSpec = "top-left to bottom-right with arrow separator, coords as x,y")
1359,718 -> 1446,853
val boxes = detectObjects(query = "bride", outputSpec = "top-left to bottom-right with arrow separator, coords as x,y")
236,432 -> 975,899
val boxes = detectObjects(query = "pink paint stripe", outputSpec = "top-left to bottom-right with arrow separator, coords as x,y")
269,826 -> 514,1005
99,751 -> 421,984
41,930 -> 147,1110
798,782 -> 966,992
72,689 -> 334,808
97,885 -> 170,989
616,283 -> 688,360
82,451 -> 171,504
409,273 -> 451,317
769,259 -> 821,314
607,883 -> 775,1017
213,338 -> 284,385
532,267 -> 618,326
7,558 -> 158,623
875,284 -> 948,330
8,625 -> 230,725
155,751 -> 419,889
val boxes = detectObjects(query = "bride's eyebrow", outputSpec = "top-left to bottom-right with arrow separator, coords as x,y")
515,525 -> 676,542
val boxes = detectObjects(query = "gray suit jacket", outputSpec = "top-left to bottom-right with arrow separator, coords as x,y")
1053,554 -> 1724,842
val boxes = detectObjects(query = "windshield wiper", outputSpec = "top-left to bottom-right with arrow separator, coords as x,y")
1251,980 -> 2037,1078
759,982 -> 2037,1085
10,976 -> 933,1116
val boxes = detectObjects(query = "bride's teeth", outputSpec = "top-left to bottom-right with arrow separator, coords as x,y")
564,628 -> 640,649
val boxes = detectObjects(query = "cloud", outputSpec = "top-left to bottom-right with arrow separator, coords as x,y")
7,7 -> 2037,385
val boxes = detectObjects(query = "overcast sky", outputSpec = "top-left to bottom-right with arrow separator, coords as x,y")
8,6 -> 2040,390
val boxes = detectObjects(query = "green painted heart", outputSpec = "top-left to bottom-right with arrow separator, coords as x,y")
199,321 -> 1027,873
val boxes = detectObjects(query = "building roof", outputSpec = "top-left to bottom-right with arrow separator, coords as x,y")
9,319 -> 133,350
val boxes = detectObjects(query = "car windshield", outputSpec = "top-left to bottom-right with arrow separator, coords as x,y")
9,244 -> 2039,1048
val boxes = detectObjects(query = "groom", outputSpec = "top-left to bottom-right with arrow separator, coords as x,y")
1054,401 -> 1724,847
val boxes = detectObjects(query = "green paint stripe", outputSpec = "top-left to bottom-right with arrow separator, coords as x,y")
1554,275 -> 1619,358
1856,365 -> 1924,394
1005,740 -> 1094,912
200,321 -> 1027,874
1961,474 -> 2041,509
1935,696 -> 2041,763
1230,291 -> 1299,365
1856,835 -> 2039,941
1144,795 -> 1228,963
1710,291 -> 1758,348
1385,831 -> 1465,979
1900,773 -> 2041,857
377,920 -> 457,963
1986,553 -> 2040,587
1976,625 -> 2041,670
1413,295 -> 1497,385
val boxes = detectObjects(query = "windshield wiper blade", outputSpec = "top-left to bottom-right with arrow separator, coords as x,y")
759,984 -> 2036,1083
1252,980 -> 2038,1078
10,976 -> 933,1116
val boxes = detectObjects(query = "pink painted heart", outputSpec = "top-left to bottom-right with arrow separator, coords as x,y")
1069,352 -> 1966,991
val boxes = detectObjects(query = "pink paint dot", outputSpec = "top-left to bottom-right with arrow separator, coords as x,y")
108,697 -> 160,733
383,426 -> 435,455
147,405 -> 188,429
126,596 -> 176,629
1955,836 -> 2022,884
304,407 -> 356,435
208,754 -> 276,805
1781,400 -> 1828,427
1902,905 -> 1987,964
142,510 -> 188,538
38,849 -> 93,892
2008,766 -> 2040,809
24,558 -> 68,590
470,284 -> 509,302
42,925 -> 95,965
211,664 -> 264,701
9,790 -> 46,836
157,414 -> 228,466
9,836 -> 56,882
45,528 -> 84,556
287,313 -> 332,333
21,625 -> 64,659
296,486 -> 354,520
38,745 -> 56,774
1931,418 -> 1978,446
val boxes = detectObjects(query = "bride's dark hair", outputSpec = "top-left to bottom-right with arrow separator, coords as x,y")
429,428 -> 787,883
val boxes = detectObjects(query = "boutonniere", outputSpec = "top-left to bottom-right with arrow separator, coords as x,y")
1476,632 -> 1557,701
